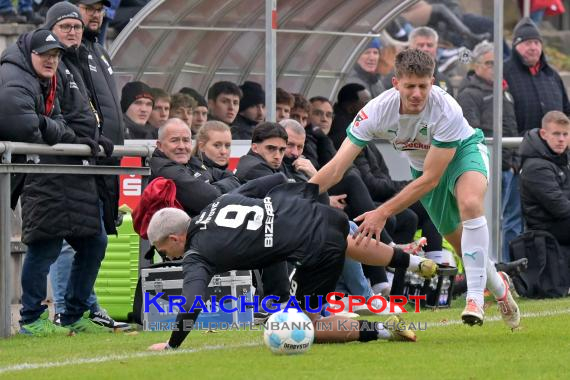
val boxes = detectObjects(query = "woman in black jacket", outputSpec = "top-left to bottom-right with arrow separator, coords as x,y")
193,120 -> 234,173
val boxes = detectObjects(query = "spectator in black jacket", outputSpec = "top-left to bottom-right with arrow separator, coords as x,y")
519,111 -> 570,245
192,120 -> 233,171
235,122 -> 289,183
44,1 -> 127,331
0,29 -> 110,336
149,118 -> 239,217
504,17 -> 570,135
231,81 -> 265,140
78,0 -> 123,145
122,81 -> 154,139
457,41 -> 522,262
78,0 -> 124,242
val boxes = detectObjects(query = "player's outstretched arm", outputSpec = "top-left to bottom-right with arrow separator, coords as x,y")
309,137 -> 363,194
354,145 -> 456,246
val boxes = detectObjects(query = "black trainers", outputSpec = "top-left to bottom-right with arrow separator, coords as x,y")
495,258 -> 528,278
0,10 -> 26,23
53,313 -> 62,326
254,311 -> 270,325
89,310 -> 133,331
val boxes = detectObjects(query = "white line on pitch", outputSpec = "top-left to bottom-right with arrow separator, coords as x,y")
0,341 -> 261,375
1,307 -> 569,374
427,307 -> 570,327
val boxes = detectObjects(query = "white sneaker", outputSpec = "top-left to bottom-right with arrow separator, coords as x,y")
496,271 -> 521,330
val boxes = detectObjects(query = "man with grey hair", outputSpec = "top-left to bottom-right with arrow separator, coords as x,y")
383,26 -> 453,94
147,174 -> 440,350
280,118 -> 318,181
146,208 -> 191,255
149,118 -> 239,217
457,40 -> 521,263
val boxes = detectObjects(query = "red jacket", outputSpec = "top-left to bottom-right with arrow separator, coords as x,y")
133,177 -> 183,240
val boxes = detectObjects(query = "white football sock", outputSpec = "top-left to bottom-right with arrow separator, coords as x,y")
461,216 -> 488,307
375,322 -> 392,340
486,259 -> 507,299
407,255 -> 422,271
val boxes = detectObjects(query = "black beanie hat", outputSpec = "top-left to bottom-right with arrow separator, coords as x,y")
239,81 -> 265,112
121,81 -> 154,113
512,17 -> 542,47
179,87 -> 207,108
44,1 -> 83,30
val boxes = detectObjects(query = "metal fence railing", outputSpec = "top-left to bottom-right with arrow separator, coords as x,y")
0,141 -> 153,338
0,137 -> 523,338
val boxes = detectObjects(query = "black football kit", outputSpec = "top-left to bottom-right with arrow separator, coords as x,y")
167,174 -> 348,348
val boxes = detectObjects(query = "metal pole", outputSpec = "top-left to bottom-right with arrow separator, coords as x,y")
523,0 -> 531,18
0,172 -> 11,338
491,0 -> 504,263
265,0 -> 277,122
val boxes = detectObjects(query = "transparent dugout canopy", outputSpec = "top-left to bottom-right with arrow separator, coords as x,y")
109,0 -> 419,101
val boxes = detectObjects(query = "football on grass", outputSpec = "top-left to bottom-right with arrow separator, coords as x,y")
263,309 -> 314,355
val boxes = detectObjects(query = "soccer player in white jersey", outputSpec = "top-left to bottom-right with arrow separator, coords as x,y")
310,49 -> 520,329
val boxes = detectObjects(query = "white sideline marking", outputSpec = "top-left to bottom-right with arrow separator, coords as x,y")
428,307 -> 570,328
1,308 -> 569,374
0,341 -> 261,375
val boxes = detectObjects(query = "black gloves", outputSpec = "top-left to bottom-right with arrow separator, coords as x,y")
75,137 -> 99,157
98,135 -> 114,157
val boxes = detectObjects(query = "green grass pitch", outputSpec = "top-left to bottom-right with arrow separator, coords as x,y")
1,297 -> 569,379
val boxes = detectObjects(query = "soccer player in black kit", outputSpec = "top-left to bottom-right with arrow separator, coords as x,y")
147,174 -> 438,350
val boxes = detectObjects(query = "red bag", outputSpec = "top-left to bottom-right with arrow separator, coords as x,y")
132,177 -> 184,240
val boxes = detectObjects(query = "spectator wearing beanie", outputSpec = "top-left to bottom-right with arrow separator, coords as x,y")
346,37 -> 385,98
179,87 -> 208,134
504,17 -> 570,134
121,81 -> 155,139
231,81 -> 265,140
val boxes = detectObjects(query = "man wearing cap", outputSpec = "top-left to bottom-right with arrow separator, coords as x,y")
45,1 -> 132,333
0,29 -> 109,337
122,80 -> 155,139
346,37 -> 385,98
0,29 -> 71,146
0,29 -> 72,209
231,81 -> 266,140
504,17 -> 570,134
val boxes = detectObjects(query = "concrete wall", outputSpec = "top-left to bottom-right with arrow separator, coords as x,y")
0,24 -> 35,54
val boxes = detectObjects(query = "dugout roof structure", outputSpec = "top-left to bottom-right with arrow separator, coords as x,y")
109,0 -> 419,112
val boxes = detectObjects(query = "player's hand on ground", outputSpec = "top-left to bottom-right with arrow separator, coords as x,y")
353,209 -> 387,247
329,194 -> 347,210
148,342 -> 170,351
